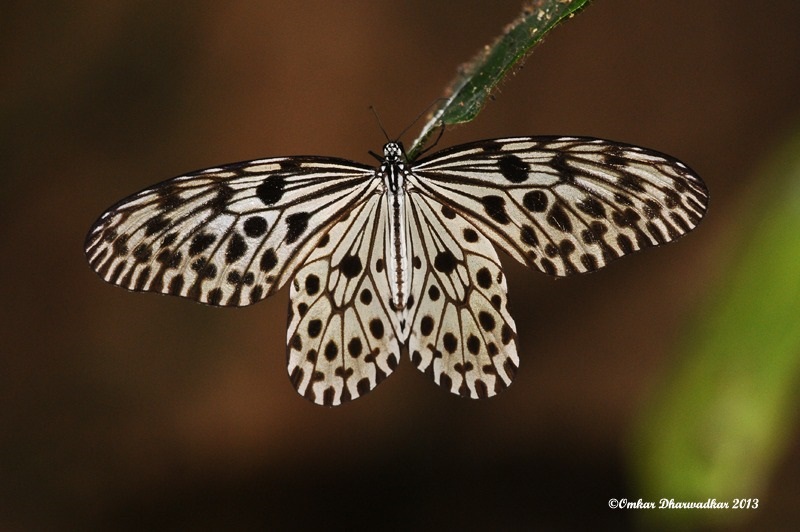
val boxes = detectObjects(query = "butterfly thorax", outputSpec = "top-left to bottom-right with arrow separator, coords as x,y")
380,142 -> 406,192
380,142 -> 411,312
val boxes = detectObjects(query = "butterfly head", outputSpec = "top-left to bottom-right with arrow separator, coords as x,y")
382,142 -> 406,163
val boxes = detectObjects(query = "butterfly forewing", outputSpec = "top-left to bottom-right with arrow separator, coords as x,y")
85,157 -> 376,306
410,136 -> 708,276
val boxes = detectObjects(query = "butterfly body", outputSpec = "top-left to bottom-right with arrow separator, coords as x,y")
86,136 -> 708,406
379,142 -> 412,312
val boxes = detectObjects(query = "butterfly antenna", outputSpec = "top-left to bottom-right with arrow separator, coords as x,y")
369,106 -> 391,142
414,124 -> 446,159
397,98 -> 448,142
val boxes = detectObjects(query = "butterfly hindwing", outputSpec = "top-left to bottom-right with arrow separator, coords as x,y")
406,191 -> 519,399
287,195 -> 403,406
411,136 -> 708,276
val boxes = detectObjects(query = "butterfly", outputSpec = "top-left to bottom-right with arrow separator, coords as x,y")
85,135 -> 708,406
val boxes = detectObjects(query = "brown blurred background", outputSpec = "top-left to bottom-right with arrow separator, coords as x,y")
2,1 -> 799,529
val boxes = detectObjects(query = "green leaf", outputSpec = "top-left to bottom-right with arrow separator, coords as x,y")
630,131 -> 800,529
408,0 -> 591,159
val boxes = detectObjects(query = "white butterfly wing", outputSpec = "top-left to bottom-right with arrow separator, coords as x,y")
410,136 -> 708,276
286,187 -> 521,404
287,194 -> 403,406
406,191 -> 519,399
85,157 -> 377,306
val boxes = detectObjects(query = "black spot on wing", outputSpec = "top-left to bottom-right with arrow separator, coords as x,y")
305,274 -> 320,295
615,233 -> 634,255
497,154 -> 530,183
291,334 -> 302,351
356,378 -> 370,396
340,254 -> 363,279
427,285 -> 440,301
225,233 -> 247,263
307,319 -> 322,338
156,248 -> 182,269
145,216 -> 170,236
522,190 -> 548,212
581,253 -> 599,271
478,311 -> 495,331
539,258 -> 556,275
249,285 -> 263,302
209,184 -> 235,213
520,225 -> 538,246
612,208 -> 641,228
369,319 -> 384,339
256,175 -> 286,205
191,258 -> 217,279
618,174 -> 645,192
347,337 -> 362,358
466,335 -> 480,355
475,267 -> 492,289
207,288 -> 223,306
501,324 -> 513,345
663,190 -> 681,209
280,159 -> 302,171
547,204 -> 572,233
359,288 -> 372,305
433,250 -> 458,274
158,185 -> 183,210
168,274 -> 184,295
243,216 -> 268,237
643,198 -> 662,219
134,267 -> 151,291
442,333 -> 458,354
324,340 -> 338,361
480,195 -> 510,225
132,244 -> 152,262
576,197 -> 606,219
259,248 -> 278,272
549,153 -> 575,184
615,193 -> 633,206
285,212 -> 310,244
559,239 -> 576,256
480,140 -> 503,152
463,228 -> 479,243
604,149 -> 629,167
189,233 -> 216,256
420,316 -> 434,336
